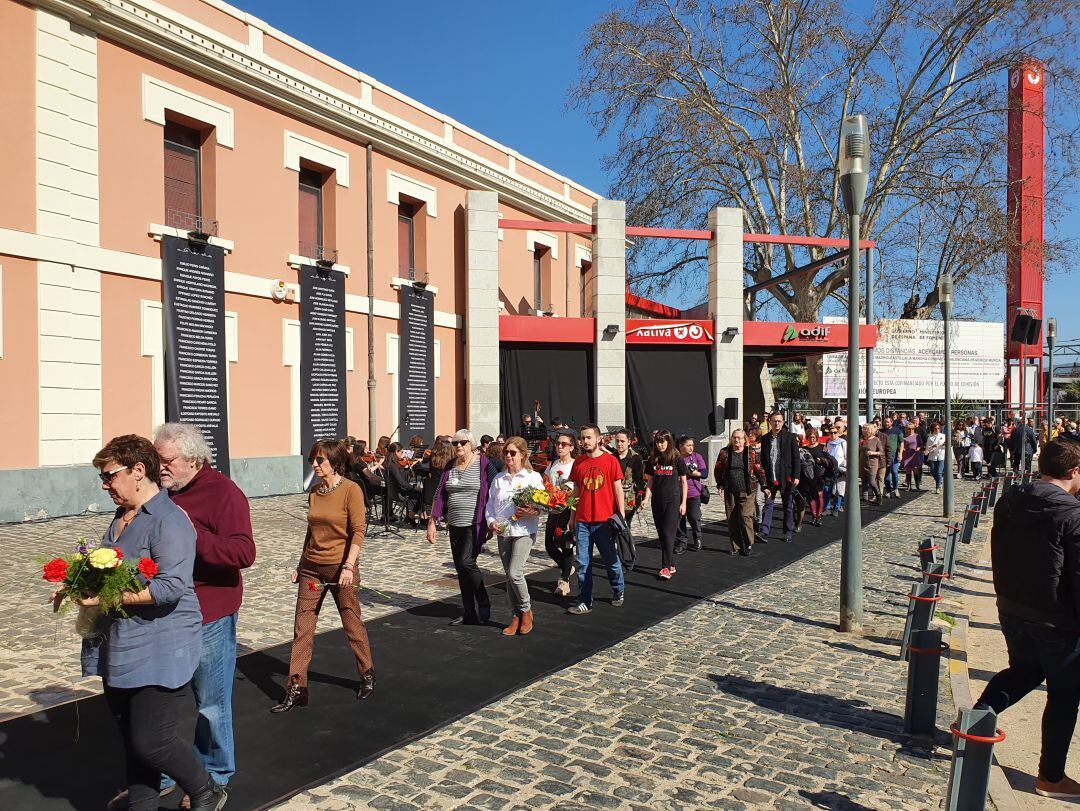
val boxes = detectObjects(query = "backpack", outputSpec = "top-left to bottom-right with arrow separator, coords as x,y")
820,451 -> 840,482
799,448 -> 817,483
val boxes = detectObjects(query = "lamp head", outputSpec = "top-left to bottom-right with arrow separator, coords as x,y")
1048,316 -> 1057,342
937,273 -> 953,306
838,114 -> 869,216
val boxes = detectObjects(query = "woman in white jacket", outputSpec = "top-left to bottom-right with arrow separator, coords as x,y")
485,435 -> 543,636
925,422 -> 947,493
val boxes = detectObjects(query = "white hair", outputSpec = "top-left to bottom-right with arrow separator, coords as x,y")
154,422 -> 213,465
452,429 -> 477,450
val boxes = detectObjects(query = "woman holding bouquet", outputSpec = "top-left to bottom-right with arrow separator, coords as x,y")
485,436 -> 544,635
544,430 -> 578,596
79,435 -> 225,811
272,439 -> 373,713
645,430 -> 688,580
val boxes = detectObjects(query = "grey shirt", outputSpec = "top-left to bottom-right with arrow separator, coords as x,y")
445,457 -> 481,528
81,489 -> 202,689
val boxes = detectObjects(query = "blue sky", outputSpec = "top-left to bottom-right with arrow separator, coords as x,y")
241,0 -> 1078,341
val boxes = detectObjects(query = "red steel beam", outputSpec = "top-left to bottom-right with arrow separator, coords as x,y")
499,218 -> 875,248
745,233 -> 874,249
626,226 -> 712,239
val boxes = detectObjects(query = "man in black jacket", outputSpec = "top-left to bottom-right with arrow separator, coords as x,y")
976,438 -> 1080,799
757,411 -> 801,543
1009,417 -> 1037,472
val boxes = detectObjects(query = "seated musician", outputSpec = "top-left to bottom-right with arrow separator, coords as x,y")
385,441 -> 422,519
406,434 -> 425,460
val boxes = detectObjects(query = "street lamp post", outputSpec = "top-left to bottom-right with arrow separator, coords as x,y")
938,274 -> 954,519
839,114 -> 869,634
1047,317 -> 1057,431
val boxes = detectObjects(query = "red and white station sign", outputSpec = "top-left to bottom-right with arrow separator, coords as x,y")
625,319 -> 714,345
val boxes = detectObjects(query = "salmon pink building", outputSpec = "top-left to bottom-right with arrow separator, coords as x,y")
0,0 -> 763,522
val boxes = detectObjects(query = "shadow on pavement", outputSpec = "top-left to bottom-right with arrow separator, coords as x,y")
708,673 -> 951,757
800,789 -> 879,809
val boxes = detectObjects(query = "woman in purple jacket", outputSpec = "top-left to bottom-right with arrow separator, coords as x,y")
427,429 -> 498,626
676,436 -> 707,553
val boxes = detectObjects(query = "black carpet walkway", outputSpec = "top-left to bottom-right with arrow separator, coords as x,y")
0,495 -> 918,810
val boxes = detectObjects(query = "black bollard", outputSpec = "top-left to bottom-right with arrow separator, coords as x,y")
918,537 -> 941,572
970,497 -> 983,528
978,485 -> 992,516
943,523 -> 960,578
959,508 -> 979,544
987,478 -> 1000,509
904,628 -> 945,735
922,561 -> 949,588
900,582 -> 940,661
946,707 -> 1004,811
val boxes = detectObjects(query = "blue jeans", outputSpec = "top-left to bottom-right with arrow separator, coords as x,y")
575,520 -> 625,607
929,460 -> 944,487
162,612 -> 237,789
885,460 -> 899,493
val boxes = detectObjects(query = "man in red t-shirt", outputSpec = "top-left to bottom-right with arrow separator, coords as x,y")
567,424 -> 626,614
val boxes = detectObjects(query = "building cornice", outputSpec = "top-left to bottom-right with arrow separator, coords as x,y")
34,0 -> 596,225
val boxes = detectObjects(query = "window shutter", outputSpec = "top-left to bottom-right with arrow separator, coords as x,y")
163,122 -> 201,228
397,204 -> 414,279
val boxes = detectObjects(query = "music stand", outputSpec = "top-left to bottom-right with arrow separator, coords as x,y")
367,477 -> 404,538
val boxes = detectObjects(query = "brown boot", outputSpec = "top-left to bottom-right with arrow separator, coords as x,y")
502,615 -> 520,636
270,675 -> 308,713
519,609 -> 533,635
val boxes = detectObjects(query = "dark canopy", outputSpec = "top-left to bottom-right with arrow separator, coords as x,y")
499,345 -> 595,435
626,347 -> 715,442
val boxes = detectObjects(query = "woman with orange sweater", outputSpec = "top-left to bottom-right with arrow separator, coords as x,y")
271,439 -> 374,713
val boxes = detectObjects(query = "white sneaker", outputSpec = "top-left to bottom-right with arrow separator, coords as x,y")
553,579 -> 570,597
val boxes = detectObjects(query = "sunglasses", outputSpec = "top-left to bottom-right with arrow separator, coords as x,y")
556,441 -> 573,447
310,456 -> 327,465
504,449 -> 519,457
98,466 -> 129,484
452,439 -> 469,447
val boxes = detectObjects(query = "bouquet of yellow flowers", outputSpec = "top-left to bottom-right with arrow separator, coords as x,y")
42,537 -> 158,637
512,478 -> 578,515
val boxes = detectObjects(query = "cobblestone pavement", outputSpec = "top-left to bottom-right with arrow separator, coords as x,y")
275,484 -> 979,811
3,492 -> 669,720
6,484 -> 978,809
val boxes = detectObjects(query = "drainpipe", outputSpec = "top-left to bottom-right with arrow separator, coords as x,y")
565,231 -> 571,316
366,143 -> 376,447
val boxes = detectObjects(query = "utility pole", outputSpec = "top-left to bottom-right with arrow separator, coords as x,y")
939,274 -> 953,519
838,114 -> 869,634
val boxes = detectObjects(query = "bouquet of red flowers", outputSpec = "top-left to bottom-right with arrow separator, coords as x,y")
513,477 -> 579,516
42,537 -> 159,637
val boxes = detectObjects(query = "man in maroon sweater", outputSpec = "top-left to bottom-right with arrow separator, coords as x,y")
155,423 -> 255,795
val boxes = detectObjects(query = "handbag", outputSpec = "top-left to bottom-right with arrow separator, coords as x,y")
699,483 -> 711,505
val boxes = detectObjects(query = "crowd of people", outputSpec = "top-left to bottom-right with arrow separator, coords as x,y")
54,404 -> 1075,809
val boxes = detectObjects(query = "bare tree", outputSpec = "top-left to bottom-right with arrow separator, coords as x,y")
573,0 -> 1079,399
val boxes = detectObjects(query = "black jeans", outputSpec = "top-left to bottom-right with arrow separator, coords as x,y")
104,682 -> 212,811
448,525 -> 490,621
978,613 -> 1080,782
544,509 -> 574,581
652,499 -> 681,570
676,497 -> 702,548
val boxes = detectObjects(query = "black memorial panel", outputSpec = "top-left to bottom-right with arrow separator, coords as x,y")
162,235 -> 231,476
300,265 -> 347,468
399,285 -> 435,443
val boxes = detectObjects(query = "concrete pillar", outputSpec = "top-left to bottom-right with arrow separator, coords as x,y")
592,199 -> 626,431
465,190 -> 500,438
709,207 -> 744,438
